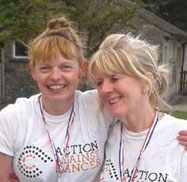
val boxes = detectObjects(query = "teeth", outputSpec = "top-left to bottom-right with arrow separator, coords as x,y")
49,85 -> 65,90
109,98 -> 120,104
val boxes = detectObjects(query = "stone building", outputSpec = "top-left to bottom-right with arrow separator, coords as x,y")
122,8 -> 187,100
0,41 -> 38,104
0,7 -> 187,104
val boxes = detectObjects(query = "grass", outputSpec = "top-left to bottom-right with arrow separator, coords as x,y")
171,111 -> 187,120
0,104 -> 187,119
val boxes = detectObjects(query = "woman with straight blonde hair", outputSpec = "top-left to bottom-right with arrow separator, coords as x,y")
0,16 -> 113,182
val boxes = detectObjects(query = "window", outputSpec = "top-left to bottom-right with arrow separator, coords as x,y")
163,46 -> 168,64
177,47 -> 183,67
13,41 -> 28,59
171,63 -> 176,83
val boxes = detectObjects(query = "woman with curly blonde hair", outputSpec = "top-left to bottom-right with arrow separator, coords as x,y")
88,33 -> 187,182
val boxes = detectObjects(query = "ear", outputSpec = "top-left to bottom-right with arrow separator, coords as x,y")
79,61 -> 88,79
142,86 -> 150,94
142,72 -> 153,94
145,72 -> 154,80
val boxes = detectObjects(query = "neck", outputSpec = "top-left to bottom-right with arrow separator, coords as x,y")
120,105 -> 155,133
40,97 -> 74,116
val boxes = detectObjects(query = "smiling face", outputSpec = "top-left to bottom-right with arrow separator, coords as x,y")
31,54 -> 80,111
93,66 -> 148,119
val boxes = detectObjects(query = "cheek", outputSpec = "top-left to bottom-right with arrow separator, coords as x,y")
67,73 -> 79,85
97,89 -> 105,101
36,79 -> 45,89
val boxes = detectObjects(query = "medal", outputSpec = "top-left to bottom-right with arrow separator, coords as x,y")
58,176 -> 61,182
38,95 -> 75,181
119,111 -> 159,182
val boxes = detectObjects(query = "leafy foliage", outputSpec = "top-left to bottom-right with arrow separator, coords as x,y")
67,0 -> 138,55
0,0 -> 71,43
0,0 -> 138,55
142,0 -> 187,31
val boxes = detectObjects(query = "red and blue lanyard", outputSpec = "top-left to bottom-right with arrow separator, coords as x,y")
38,96 -> 75,180
119,111 -> 159,182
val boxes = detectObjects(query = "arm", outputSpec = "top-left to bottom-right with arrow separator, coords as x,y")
0,153 -> 12,182
177,130 -> 187,150
9,168 -> 20,182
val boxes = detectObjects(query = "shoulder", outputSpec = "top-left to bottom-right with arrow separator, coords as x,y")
75,89 -> 99,107
0,94 -> 40,121
156,113 -> 187,146
160,114 -> 187,129
75,89 -> 113,127
75,89 -> 98,99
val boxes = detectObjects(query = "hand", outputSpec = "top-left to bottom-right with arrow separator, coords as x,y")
177,130 -> 187,150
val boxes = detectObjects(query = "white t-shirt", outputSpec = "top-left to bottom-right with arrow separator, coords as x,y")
100,114 -> 187,182
0,90 -> 113,182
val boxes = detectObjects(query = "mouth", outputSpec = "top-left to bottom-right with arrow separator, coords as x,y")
47,84 -> 66,90
108,96 -> 121,105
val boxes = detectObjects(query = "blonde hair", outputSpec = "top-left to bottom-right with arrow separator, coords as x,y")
29,16 -> 84,66
88,33 -> 169,108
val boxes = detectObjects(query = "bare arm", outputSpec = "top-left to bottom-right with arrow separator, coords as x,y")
8,168 -> 19,182
0,153 -> 13,182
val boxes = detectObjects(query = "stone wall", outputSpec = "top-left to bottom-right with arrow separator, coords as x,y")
3,41 -> 38,104
4,61 -> 38,103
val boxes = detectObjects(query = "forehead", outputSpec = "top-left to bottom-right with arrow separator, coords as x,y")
93,65 -> 116,79
93,64 -> 123,77
31,37 -> 79,64
36,53 -> 79,66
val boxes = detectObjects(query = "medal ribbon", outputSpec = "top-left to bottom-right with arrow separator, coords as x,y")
119,111 -> 159,182
38,95 -> 75,177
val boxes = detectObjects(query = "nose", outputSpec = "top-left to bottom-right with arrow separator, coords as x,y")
50,68 -> 61,81
99,80 -> 113,94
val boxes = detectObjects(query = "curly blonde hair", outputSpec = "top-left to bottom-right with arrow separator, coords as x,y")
88,33 -> 169,108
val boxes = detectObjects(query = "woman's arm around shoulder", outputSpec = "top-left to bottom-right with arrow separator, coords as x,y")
178,129 -> 187,150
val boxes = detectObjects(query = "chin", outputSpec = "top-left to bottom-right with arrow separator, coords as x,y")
111,107 -> 126,118
109,110 -> 120,118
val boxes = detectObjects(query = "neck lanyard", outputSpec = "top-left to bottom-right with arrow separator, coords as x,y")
38,96 -> 75,181
119,111 -> 159,182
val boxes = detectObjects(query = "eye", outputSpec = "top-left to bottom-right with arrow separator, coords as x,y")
95,80 -> 103,87
111,75 -> 119,83
38,65 -> 50,73
60,64 -> 73,71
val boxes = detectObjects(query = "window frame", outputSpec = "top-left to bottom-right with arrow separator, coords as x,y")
12,41 -> 28,59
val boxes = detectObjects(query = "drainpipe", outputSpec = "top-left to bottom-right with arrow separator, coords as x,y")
180,42 -> 187,92
0,48 -> 5,103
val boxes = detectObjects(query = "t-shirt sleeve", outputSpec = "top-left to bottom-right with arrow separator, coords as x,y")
79,89 -> 114,128
180,118 -> 187,181
181,150 -> 187,181
0,104 -> 19,156
0,97 -> 30,156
